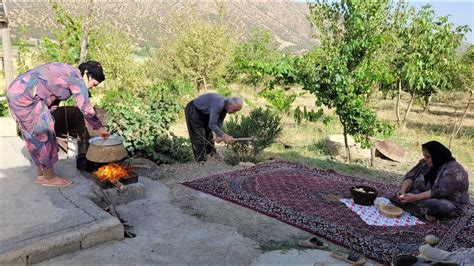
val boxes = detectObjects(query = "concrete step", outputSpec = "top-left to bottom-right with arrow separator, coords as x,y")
0,116 -> 17,137
0,137 -> 126,265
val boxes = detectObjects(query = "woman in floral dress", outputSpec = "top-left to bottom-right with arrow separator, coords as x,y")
390,141 -> 470,220
6,61 -> 109,187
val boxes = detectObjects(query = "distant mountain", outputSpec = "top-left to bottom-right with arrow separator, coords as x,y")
5,0 -> 318,53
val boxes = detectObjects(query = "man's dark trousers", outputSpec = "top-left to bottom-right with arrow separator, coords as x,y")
185,101 -> 216,161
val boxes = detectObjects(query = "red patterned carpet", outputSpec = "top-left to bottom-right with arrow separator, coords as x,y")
182,161 -> 473,264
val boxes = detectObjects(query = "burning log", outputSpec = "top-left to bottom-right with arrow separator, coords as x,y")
93,163 -> 129,191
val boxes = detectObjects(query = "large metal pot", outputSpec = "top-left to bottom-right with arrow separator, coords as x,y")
86,135 -> 128,163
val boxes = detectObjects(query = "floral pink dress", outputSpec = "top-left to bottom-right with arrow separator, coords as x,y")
6,62 -> 102,170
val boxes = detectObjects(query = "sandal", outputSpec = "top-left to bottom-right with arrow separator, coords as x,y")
331,250 -> 366,265
297,237 -> 329,250
36,176 -> 73,187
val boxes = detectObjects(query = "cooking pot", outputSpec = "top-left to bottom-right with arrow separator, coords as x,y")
86,135 -> 128,163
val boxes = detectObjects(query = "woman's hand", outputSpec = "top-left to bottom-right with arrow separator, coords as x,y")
398,193 -> 418,203
97,127 -> 110,139
396,189 -> 406,197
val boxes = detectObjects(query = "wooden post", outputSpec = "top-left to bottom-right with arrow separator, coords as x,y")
0,1 -> 13,93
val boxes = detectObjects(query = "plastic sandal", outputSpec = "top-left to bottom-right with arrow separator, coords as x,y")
297,237 -> 329,250
331,250 -> 366,265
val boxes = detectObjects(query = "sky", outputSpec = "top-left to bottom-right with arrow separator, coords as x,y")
298,0 -> 474,43
411,1 -> 474,43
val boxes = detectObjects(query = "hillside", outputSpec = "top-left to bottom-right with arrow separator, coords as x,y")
6,0 -> 318,53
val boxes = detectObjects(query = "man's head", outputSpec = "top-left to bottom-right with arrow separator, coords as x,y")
226,97 -> 243,114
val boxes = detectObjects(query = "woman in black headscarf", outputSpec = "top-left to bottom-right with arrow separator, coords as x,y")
390,141 -> 470,220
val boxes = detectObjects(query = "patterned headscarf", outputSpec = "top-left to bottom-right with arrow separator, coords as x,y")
421,141 -> 455,185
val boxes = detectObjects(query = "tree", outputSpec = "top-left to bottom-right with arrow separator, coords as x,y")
297,0 -> 394,161
37,1 -> 148,94
229,29 -> 300,115
391,4 -> 469,125
151,9 -> 236,92
449,45 -> 473,148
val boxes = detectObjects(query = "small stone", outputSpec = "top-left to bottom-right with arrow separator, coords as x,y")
425,235 -> 439,245
239,162 -> 256,167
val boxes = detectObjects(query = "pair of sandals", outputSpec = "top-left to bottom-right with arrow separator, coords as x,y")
36,176 -> 73,187
298,237 -> 366,265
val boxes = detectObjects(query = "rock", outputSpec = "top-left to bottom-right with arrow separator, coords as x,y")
326,134 -> 371,160
239,162 -> 256,167
425,235 -> 439,246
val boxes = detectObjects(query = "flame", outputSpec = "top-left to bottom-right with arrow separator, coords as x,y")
93,163 -> 129,183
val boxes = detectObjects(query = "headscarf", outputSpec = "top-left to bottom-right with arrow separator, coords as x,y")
421,141 -> 455,185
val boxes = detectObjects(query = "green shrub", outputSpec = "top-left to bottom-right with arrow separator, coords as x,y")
258,88 -> 298,114
0,98 -> 9,117
224,108 -> 282,163
101,85 -> 180,157
213,77 -> 232,97
152,135 -> 193,164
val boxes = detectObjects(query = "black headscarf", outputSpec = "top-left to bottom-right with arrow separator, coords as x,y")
421,141 -> 455,185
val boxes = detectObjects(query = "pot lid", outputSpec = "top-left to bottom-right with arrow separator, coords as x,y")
89,135 -> 123,146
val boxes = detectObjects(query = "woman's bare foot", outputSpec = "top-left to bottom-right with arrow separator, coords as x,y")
425,214 -> 436,221
36,176 -> 73,187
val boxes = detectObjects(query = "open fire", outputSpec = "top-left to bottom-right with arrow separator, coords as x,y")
93,163 -> 130,190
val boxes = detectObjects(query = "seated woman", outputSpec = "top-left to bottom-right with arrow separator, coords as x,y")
390,141 -> 470,220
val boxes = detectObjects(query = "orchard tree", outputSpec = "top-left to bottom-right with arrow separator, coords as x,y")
152,9 -> 236,92
449,45 -> 473,148
392,4 -> 469,125
297,0 -> 394,161
38,1 -> 148,94
230,29 -> 299,115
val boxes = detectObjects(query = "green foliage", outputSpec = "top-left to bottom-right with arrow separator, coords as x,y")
452,45 -> 474,94
229,29 -> 280,86
213,77 -> 232,97
230,30 -> 298,89
39,2 -> 82,64
294,106 -> 323,125
258,88 -> 298,114
89,25 -> 149,93
100,85 -> 180,157
298,0 -> 395,148
0,96 -> 9,117
37,1 -> 149,96
152,135 -> 193,164
393,4 -> 470,99
151,10 -> 236,92
224,108 -> 282,163
17,26 -> 30,74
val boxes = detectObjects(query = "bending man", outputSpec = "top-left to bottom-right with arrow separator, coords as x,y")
185,93 -> 243,161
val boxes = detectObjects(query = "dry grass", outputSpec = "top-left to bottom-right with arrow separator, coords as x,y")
170,85 -> 473,197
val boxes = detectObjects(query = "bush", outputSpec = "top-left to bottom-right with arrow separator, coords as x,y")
0,98 -> 9,117
152,135 -> 193,164
101,85 -> 180,157
223,108 -> 282,163
258,88 -> 298,114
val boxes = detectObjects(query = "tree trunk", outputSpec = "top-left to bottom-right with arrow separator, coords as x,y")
423,94 -> 432,113
402,93 -> 414,127
342,121 -> 351,163
79,0 -> 93,64
396,81 -> 402,125
202,76 -> 208,92
449,90 -> 473,148
1,26 -> 14,93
